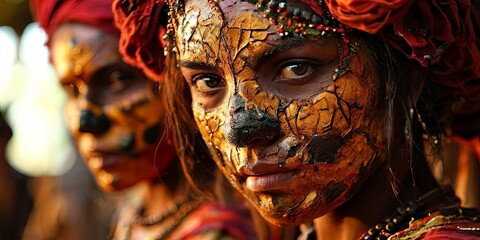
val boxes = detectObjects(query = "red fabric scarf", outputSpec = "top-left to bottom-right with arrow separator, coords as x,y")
32,0 -> 119,40
112,0 -> 167,81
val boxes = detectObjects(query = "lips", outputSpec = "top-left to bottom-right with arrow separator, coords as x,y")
86,152 -> 122,170
240,156 -> 299,192
240,136 -> 302,192
245,170 -> 297,192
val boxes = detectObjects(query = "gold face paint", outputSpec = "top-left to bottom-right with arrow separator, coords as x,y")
174,0 -> 387,226
50,23 -> 176,192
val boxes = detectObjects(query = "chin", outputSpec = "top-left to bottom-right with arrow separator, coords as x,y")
256,202 -> 327,227
93,171 -> 131,192
246,188 -> 349,226
96,179 -> 138,192
96,182 -> 116,193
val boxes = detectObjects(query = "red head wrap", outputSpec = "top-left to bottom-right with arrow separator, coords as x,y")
31,0 -> 119,40
112,0 -> 167,81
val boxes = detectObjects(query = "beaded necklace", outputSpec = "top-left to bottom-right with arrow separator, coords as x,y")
114,195 -> 203,240
131,196 -> 191,227
359,187 -> 460,239
297,187 -> 471,240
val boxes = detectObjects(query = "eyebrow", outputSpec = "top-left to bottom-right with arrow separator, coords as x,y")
89,62 -> 125,79
178,36 -> 326,71
253,36 -> 308,68
178,60 -> 218,71
60,62 -> 122,85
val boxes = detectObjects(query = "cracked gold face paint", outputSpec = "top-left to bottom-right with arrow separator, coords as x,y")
173,0 -> 387,226
50,23 -> 176,192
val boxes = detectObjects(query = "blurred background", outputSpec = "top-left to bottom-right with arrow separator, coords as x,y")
1,0 -> 75,178
0,0 -> 31,35
1,1 -> 113,239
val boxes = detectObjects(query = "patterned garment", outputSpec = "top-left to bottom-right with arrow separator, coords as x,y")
110,196 -> 259,240
170,201 -> 258,240
392,208 -> 480,240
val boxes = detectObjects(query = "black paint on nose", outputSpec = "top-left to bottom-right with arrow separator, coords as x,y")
143,123 -> 161,145
79,109 -> 111,135
224,94 -> 280,147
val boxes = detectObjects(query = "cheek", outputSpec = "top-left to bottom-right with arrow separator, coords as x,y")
133,99 -> 165,125
282,73 -> 372,137
192,103 -> 250,175
119,100 -> 165,148
192,103 -> 227,149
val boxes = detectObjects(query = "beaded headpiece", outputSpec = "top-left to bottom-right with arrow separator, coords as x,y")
166,0 -> 360,81
253,0 -> 346,37
251,0 -> 359,80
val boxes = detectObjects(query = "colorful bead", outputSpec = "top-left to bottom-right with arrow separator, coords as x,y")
160,0 -> 357,81
255,0 -> 348,38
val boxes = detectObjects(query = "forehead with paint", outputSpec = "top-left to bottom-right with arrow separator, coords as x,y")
51,23 -> 120,85
174,0 -> 387,226
50,23 -> 174,191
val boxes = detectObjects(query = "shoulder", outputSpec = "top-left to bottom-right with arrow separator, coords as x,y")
108,190 -> 142,239
391,208 -> 480,240
169,201 -> 258,240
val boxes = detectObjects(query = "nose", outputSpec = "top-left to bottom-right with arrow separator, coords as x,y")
224,94 -> 280,147
79,109 -> 111,135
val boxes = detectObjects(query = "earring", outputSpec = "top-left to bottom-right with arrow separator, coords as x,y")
332,39 -> 361,81
409,107 -> 439,145
163,4 -> 177,57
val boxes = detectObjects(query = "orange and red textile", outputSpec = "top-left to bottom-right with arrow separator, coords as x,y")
112,0 -> 167,81
31,0 -> 119,40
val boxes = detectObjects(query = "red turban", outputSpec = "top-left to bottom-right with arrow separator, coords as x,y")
112,0 -> 167,81
31,0 -> 119,39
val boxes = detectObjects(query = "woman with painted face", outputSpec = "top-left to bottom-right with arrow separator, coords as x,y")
31,0 -> 260,239
114,0 -> 480,239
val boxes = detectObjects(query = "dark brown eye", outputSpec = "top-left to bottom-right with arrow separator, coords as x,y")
277,63 -> 312,80
192,74 -> 225,94
109,70 -> 131,91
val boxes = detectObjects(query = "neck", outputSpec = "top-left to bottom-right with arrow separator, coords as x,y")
313,147 -> 441,240
140,161 -> 187,217
313,162 -> 394,240
139,181 -> 174,216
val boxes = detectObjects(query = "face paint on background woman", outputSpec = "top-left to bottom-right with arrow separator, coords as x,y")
51,23 -> 175,191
